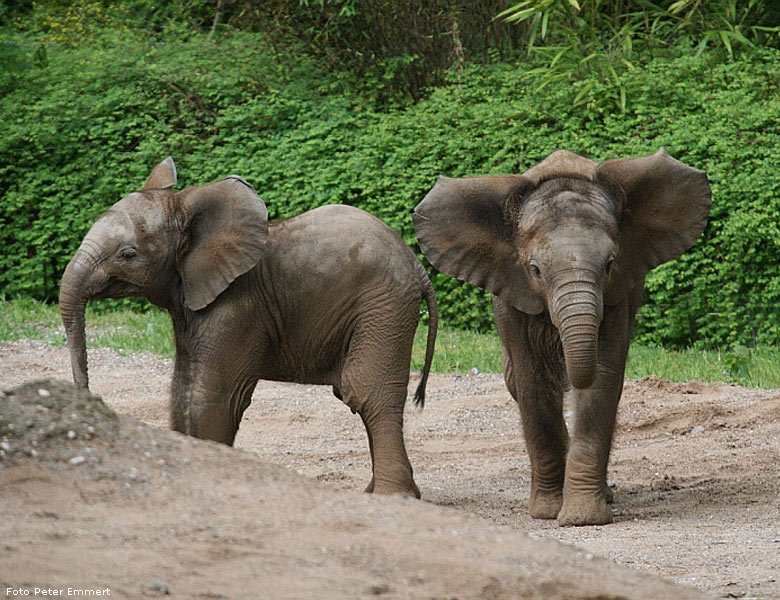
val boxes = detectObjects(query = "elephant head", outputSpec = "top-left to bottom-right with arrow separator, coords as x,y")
414,149 -> 711,389
59,157 -> 269,390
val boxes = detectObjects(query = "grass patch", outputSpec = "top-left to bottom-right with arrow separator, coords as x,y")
2,298 -> 778,387
412,326 -> 504,374
625,345 -> 780,389
0,297 -> 174,356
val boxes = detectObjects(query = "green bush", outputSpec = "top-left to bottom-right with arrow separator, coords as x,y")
2,27 -> 779,347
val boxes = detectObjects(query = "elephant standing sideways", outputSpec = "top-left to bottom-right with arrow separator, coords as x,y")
60,157 -> 438,497
414,149 -> 711,525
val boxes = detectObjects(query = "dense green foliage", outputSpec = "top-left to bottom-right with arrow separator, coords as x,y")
2,2 -> 780,349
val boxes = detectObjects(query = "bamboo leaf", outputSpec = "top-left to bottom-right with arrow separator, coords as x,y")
730,29 -> 754,48
549,47 -> 569,69
719,30 -> 733,56
572,81 -> 594,105
496,1 -> 533,20
668,0 -> 691,15
694,34 -> 711,56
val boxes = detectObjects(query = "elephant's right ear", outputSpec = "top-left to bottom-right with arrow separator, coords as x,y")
413,175 -> 544,314
177,176 -> 268,311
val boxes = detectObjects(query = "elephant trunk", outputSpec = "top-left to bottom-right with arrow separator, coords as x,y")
59,247 -> 100,390
551,277 -> 603,390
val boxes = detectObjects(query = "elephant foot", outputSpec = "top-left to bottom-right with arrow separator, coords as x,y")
557,493 -> 613,527
365,476 -> 421,499
528,488 -> 563,520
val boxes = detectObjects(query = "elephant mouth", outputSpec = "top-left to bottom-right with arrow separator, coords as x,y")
92,278 -> 140,300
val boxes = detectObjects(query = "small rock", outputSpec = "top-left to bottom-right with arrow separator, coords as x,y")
469,367 -> 480,376
68,456 -> 86,466
150,579 -> 169,595
37,388 -> 51,398
690,425 -> 705,435
1,441 -> 11,452
367,583 -> 391,595
67,430 -> 77,440
410,571 -> 426,585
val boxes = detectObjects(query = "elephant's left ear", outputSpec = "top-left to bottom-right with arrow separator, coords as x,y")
142,157 -> 178,190
597,148 -> 712,305
177,176 -> 268,311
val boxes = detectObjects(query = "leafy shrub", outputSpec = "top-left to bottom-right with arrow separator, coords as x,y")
2,27 -> 779,347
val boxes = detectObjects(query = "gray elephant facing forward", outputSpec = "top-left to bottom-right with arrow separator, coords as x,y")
414,149 -> 711,525
60,157 -> 438,497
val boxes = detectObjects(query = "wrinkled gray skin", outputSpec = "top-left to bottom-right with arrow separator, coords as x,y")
414,149 -> 711,525
60,158 -> 438,497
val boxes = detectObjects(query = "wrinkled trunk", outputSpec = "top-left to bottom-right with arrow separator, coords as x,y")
59,253 -> 93,390
551,278 -> 603,390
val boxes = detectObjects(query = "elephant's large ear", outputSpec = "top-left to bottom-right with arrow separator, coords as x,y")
597,148 -> 712,305
413,175 -> 544,314
142,157 -> 178,190
177,176 -> 268,311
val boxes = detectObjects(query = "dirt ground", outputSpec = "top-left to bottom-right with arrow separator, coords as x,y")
1,339 -> 778,599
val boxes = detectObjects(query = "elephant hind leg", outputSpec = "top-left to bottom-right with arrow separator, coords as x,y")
354,400 -> 420,498
338,321 -> 420,498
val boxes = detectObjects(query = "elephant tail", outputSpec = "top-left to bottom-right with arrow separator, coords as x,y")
413,262 -> 438,409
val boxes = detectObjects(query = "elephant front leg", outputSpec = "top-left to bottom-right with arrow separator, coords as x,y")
510,361 -> 568,519
495,300 -> 568,520
184,361 -> 258,446
169,337 -> 192,434
557,366 -> 622,526
557,303 -> 632,526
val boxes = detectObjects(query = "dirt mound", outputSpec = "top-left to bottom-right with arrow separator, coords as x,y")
2,340 -> 779,598
0,378 -> 705,600
0,379 -> 119,465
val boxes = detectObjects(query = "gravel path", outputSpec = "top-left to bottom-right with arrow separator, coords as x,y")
1,340 -> 778,598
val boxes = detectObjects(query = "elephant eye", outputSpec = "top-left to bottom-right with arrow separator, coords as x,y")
528,259 -> 542,279
605,257 -> 615,276
118,247 -> 137,261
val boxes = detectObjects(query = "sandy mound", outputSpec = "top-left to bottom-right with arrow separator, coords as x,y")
0,379 -> 705,599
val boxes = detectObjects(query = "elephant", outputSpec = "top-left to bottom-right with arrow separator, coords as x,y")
413,149 -> 711,525
60,157 -> 438,497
